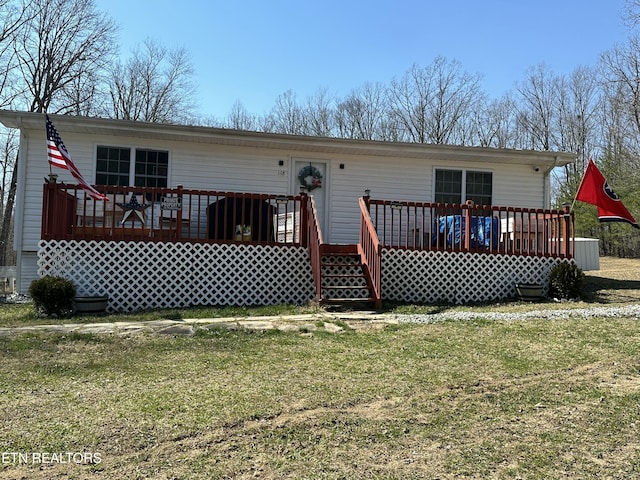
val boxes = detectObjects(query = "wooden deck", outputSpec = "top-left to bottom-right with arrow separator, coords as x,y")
41,182 -> 575,309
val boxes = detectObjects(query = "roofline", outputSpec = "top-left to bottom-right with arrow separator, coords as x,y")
0,110 -> 576,166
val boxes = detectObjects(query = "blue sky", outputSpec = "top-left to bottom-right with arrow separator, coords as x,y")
95,0 -> 630,120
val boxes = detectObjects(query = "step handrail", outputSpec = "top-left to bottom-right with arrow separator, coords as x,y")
303,193 -> 323,303
358,196 -> 382,308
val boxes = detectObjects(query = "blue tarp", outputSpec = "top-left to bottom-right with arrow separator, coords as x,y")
433,215 -> 499,249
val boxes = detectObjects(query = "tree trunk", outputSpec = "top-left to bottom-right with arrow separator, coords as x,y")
0,151 -> 18,266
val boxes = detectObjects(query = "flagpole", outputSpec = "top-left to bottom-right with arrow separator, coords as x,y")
46,113 -> 57,183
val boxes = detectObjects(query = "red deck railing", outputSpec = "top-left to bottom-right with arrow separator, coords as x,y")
358,197 -> 382,308
303,195 -> 324,303
364,197 -> 574,258
42,182 -> 573,261
41,182 -> 308,246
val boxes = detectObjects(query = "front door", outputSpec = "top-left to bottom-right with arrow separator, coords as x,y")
293,159 -> 329,241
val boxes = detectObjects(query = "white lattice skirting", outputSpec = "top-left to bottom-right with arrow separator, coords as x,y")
38,240 -> 315,312
382,249 -> 568,304
37,240 -> 571,312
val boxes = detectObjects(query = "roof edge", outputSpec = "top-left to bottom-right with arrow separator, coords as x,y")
0,110 -> 576,166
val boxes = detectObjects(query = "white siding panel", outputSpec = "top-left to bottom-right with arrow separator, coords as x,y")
23,129 -> 57,251
18,252 -> 39,293
493,163 -> 544,208
172,149 -> 290,194
327,156 -> 429,244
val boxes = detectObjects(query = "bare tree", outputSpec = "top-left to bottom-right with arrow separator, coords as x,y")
223,100 -> 259,131
598,75 -> 639,160
386,63 -> 432,143
386,58 -> 484,144
302,87 -> 335,137
623,0 -> 640,28
470,94 -> 518,148
0,128 -> 17,266
109,38 -> 196,123
335,82 -> 388,140
0,0 -> 36,107
0,0 -> 117,266
515,64 -> 561,151
600,35 -> 640,140
0,0 -> 35,267
262,90 -> 305,135
557,67 -> 601,175
60,73 -> 107,117
14,0 -> 116,113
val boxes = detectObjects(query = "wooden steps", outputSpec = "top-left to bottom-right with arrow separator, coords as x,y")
319,244 -> 378,308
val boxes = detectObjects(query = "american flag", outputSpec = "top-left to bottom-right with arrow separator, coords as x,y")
46,115 -> 108,201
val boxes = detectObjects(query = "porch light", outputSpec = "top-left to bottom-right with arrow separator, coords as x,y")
364,188 -> 371,197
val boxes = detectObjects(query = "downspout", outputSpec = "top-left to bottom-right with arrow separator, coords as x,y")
542,155 -> 559,209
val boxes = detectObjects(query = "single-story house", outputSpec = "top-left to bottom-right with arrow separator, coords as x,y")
0,110 -> 578,311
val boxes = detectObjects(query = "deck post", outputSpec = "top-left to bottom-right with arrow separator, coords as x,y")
41,182 -> 53,239
464,200 -> 473,250
562,204 -> 573,258
176,184 -> 184,240
363,189 -> 371,212
300,192 -> 308,247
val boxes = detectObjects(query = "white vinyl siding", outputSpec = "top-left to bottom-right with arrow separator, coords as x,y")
18,127 -> 547,250
327,156 -> 428,244
12,117 -> 555,291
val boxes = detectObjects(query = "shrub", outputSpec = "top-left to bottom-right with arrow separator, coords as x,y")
549,262 -> 585,300
28,275 -> 76,317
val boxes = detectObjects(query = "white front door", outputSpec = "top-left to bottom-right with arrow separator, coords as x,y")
293,159 -> 329,241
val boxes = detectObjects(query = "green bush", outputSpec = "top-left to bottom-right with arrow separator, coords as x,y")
549,262 -> 585,300
28,275 -> 76,317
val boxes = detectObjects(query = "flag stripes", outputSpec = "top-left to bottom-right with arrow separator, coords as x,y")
46,115 -> 108,201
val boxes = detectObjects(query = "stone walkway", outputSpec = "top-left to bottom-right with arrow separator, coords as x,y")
0,312 -> 399,337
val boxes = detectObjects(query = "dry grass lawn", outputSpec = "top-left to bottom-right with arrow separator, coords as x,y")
583,256 -> 640,303
0,256 -> 639,479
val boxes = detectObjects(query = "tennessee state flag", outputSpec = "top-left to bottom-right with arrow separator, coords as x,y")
575,159 -> 638,229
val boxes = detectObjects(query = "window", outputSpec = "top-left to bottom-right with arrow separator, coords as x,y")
96,146 -> 168,188
465,171 -> 493,206
434,169 -> 462,204
96,146 -> 130,186
135,149 -> 168,188
435,169 -> 493,205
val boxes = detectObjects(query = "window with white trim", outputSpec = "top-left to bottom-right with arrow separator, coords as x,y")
434,168 -> 493,206
96,146 -> 168,188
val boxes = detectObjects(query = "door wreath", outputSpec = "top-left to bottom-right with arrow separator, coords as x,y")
298,165 -> 323,192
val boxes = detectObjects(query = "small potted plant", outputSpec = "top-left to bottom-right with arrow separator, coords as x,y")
515,282 -> 544,302
73,294 -> 110,314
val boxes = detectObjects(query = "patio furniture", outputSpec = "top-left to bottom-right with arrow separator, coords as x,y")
433,215 -> 499,249
207,197 -> 275,242
500,215 -> 545,252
